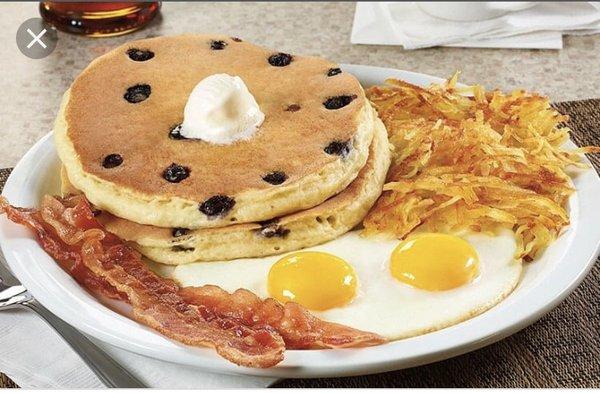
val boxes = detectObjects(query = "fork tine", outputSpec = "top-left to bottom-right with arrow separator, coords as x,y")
0,285 -> 28,302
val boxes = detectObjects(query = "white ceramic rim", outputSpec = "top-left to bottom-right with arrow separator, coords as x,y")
1,65 -> 598,378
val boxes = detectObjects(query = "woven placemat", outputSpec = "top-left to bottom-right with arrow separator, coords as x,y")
1,100 -> 599,388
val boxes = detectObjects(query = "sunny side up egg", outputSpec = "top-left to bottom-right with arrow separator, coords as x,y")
171,230 -> 522,340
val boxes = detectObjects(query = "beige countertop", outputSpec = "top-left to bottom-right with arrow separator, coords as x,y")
0,2 -> 598,168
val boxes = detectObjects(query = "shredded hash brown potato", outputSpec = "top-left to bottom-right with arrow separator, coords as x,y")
364,73 -> 600,261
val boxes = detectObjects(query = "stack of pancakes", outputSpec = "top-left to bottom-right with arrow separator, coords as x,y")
55,34 -> 391,264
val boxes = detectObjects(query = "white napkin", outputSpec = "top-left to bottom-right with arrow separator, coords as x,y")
351,2 -> 600,49
0,308 -> 277,388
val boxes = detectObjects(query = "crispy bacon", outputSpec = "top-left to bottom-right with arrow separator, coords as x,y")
80,236 -> 285,368
179,285 -> 385,349
1,195 -> 284,367
0,195 -> 124,300
0,195 -> 386,367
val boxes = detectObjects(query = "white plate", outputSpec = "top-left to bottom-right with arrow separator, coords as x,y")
1,65 -> 599,378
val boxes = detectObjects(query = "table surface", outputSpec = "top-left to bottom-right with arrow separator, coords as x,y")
0,2 -> 599,169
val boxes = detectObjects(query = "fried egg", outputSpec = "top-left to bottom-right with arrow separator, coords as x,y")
171,229 -> 522,340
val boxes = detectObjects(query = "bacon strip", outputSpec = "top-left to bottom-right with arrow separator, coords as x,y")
0,195 -> 124,300
179,285 -> 385,349
1,195 -> 284,367
0,195 -> 386,367
80,236 -> 285,368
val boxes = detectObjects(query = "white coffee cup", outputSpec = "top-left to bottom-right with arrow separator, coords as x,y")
417,2 -> 537,22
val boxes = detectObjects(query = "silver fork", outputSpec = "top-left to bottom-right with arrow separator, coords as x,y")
0,257 -> 146,388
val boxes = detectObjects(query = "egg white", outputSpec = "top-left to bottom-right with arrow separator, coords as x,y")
170,229 -> 522,340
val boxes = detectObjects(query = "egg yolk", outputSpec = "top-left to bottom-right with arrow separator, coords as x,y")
267,251 -> 357,311
390,233 -> 479,291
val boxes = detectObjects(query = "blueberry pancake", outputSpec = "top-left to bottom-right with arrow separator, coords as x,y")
54,34 -> 376,229
61,116 -> 390,264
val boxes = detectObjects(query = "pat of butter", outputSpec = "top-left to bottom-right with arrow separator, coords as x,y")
180,74 -> 265,144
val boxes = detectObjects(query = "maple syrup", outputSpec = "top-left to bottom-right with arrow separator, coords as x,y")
39,2 -> 160,37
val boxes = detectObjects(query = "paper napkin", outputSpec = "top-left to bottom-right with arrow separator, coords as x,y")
0,308 -> 276,388
351,2 -> 600,49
